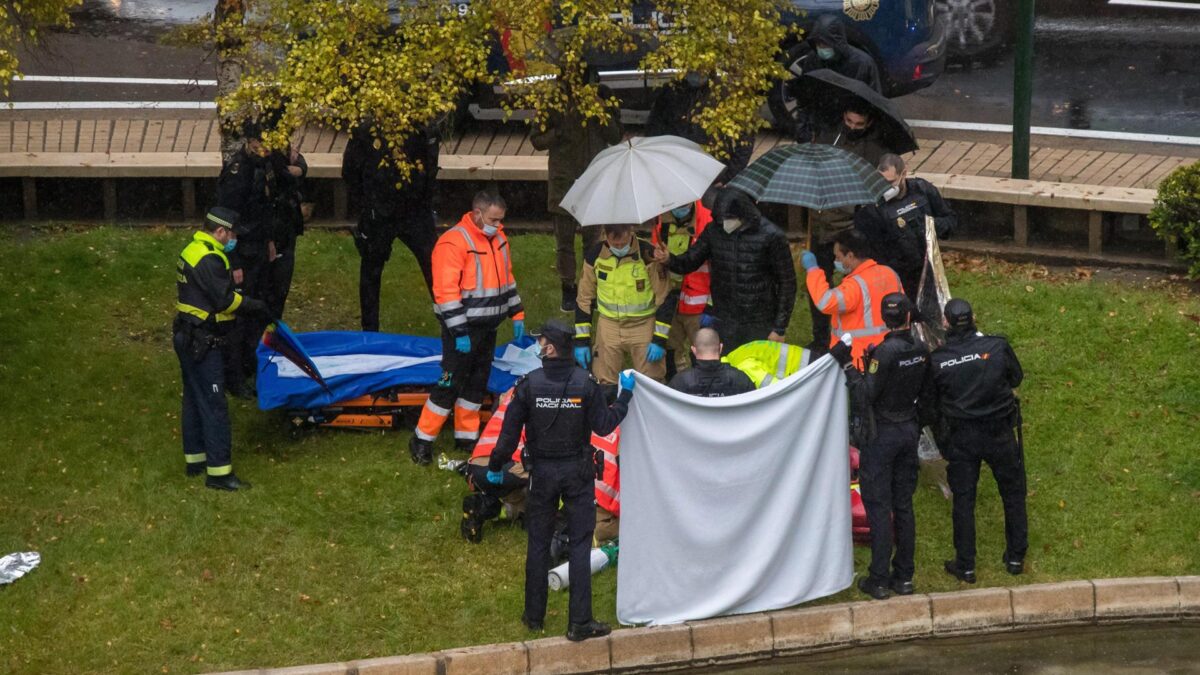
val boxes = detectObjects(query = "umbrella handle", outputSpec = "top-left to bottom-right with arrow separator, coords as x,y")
804,209 -> 813,250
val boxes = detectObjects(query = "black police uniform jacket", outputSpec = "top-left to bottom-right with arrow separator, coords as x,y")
853,177 -> 958,279
861,329 -> 933,424
488,358 -> 631,471
216,146 -> 275,244
926,330 -> 1023,422
668,360 -> 755,398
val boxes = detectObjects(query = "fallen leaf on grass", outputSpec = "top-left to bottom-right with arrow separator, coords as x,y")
1073,539 -> 1083,549
159,618 -> 175,631
1025,285 -> 1034,293
201,569 -> 213,581
1058,499 -> 1066,509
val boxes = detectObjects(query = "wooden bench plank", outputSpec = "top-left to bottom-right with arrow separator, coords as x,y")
905,140 -> 942,173
1103,153 -> 1163,188
171,120 -> 195,152
1121,154 -> 1170,188
157,120 -> 180,153
44,119 -> 63,153
142,120 -> 164,153
922,141 -> 975,175
204,121 -> 221,152
110,120 -> 130,155
916,172 -> 1155,214
1056,150 -> 1107,183
1135,156 -> 1189,188
984,145 -> 1014,177
95,120 -> 113,153
1041,148 -> 1088,182
1076,151 -> 1128,184
0,120 -> 11,153
1029,147 -> 1071,181
957,143 -> 1006,176
327,129 -> 349,154
28,120 -> 45,153
12,121 -> 28,152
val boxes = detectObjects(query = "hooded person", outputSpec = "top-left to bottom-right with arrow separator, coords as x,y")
644,72 -> 753,185
808,15 -> 881,93
664,188 -> 797,353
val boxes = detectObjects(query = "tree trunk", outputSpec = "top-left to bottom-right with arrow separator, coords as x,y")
215,0 -> 247,163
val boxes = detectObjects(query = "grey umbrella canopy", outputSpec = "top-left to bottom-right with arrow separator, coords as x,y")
727,143 -> 891,210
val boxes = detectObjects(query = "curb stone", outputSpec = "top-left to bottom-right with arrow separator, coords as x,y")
216,576 -> 1195,675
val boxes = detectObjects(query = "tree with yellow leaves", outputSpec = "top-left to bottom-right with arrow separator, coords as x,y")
0,0 -> 80,95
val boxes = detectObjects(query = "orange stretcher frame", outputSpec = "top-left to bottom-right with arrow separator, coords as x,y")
286,388 -> 495,431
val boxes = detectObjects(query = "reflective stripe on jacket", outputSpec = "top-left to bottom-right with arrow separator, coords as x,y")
725,340 -> 811,388
431,213 -> 525,336
653,201 -> 712,315
575,240 -> 674,345
806,259 -> 903,366
592,429 -> 621,517
175,230 -> 243,325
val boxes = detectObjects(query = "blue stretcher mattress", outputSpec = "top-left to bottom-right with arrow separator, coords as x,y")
255,331 -> 534,411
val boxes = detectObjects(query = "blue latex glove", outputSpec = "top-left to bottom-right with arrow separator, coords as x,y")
455,335 -> 471,353
574,346 -> 592,368
699,312 -> 716,329
800,250 -> 818,271
512,319 -> 525,341
619,370 -> 636,393
646,342 -> 666,362
486,470 -> 505,486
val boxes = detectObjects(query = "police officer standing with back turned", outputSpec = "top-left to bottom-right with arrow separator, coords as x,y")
173,207 -> 271,491
926,299 -> 1027,584
834,293 -> 932,600
487,319 -> 634,641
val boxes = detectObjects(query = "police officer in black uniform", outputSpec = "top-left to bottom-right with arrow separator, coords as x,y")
173,207 -> 270,491
668,328 -> 755,397
926,298 -> 1027,583
835,293 -> 932,599
216,121 -> 277,398
853,154 -> 957,304
487,319 -> 634,641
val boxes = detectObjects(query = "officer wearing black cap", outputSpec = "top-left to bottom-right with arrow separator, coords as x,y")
926,298 -> 1026,583
835,293 -> 932,600
216,120 -> 278,398
487,319 -> 635,641
173,207 -> 270,490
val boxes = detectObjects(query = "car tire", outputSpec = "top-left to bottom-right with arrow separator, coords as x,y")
936,0 -> 1013,63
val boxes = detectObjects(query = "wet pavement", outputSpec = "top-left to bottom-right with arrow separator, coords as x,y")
6,3 -> 1200,139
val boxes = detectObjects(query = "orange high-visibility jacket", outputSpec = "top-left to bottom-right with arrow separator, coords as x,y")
653,201 -> 712,315
473,389 -> 522,464
806,259 -> 903,365
432,213 -> 525,335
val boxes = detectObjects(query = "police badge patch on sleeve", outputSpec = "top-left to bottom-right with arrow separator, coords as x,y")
844,0 -> 879,21
868,359 -> 879,374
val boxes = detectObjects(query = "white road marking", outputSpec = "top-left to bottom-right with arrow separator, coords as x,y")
17,75 -> 218,86
2,101 -> 216,110
1108,0 -> 1200,9
908,119 -> 1200,146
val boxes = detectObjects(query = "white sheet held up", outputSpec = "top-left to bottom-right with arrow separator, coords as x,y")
616,356 -> 853,626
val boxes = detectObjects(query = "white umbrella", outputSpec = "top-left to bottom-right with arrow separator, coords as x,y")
558,135 -> 726,226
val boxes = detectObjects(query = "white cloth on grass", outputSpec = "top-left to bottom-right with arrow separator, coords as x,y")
616,356 -> 853,625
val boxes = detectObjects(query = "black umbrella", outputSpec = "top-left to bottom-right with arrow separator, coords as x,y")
800,69 -> 919,155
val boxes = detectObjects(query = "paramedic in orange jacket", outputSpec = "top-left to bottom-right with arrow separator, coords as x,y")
802,229 -> 903,367
410,191 -> 526,465
652,200 -> 712,375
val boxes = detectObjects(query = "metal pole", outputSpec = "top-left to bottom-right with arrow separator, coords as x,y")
1012,0 -> 1036,179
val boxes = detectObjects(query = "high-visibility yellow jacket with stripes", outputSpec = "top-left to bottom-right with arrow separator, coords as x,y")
575,239 -> 675,347
806,258 -> 903,367
432,213 -> 525,336
175,230 -> 243,328
725,340 -> 812,388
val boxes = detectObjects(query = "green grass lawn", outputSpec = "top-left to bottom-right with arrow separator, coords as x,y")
0,225 -> 1197,674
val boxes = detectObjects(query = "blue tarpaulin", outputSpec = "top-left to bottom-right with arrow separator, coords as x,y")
256,331 -> 535,411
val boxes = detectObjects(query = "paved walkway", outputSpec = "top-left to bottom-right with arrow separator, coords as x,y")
0,113 -> 1194,190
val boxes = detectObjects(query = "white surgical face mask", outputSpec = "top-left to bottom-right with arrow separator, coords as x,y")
882,185 -> 900,201
609,243 -> 631,257
722,217 -> 743,234
482,223 -> 499,237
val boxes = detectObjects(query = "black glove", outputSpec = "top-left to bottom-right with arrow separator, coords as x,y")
830,340 -> 853,368
240,297 -> 271,319
593,447 -> 605,480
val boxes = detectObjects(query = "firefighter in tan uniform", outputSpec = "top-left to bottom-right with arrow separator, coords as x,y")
574,223 -> 674,384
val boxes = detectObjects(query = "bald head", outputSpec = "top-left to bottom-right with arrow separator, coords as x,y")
691,328 -> 722,360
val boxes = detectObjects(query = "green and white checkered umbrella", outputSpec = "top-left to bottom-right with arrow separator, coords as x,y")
727,143 -> 890,210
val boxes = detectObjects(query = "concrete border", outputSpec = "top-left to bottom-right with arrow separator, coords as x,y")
206,576 -> 1199,675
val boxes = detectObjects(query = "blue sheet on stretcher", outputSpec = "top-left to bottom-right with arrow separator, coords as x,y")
255,331 -> 535,411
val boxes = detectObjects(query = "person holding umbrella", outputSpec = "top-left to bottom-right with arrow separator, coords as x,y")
574,223 -> 674,385
658,188 -> 796,353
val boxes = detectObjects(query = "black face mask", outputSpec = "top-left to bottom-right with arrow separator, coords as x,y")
842,125 -> 869,141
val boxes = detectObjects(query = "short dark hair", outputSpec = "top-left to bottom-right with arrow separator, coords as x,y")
833,229 -> 870,259
878,153 -> 906,174
472,191 -> 507,212
845,101 -> 874,120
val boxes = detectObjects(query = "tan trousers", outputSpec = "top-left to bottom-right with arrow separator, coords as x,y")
665,312 -> 702,374
593,314 -> 666,385
595,506 -> 619,544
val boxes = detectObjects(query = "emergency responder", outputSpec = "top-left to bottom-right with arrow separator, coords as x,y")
487,319 -> 634,641
802,229 -> 904,368
807,103 -> 901,353
668,328 -> 755,397
575,223 -> 674,384
173,207 -> 270,491
661,188 -> 797,354
835,293 -> 932,600
410,192 -> 525,465
460,389 -> 529,543
853,154 -> 957,304
528,76 -> 622,313
342,121 -> 440,331
216,120 -> 277,399
926,299 -> 1027,583
652,200 -> 712,377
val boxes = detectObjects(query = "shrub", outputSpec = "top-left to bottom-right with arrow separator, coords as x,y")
1149,159 -> 1200,279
